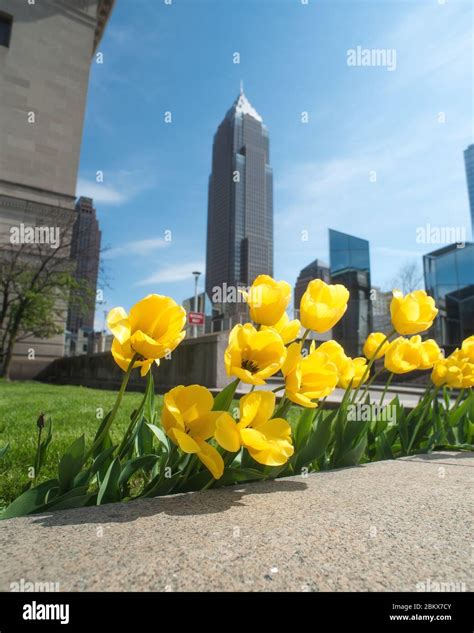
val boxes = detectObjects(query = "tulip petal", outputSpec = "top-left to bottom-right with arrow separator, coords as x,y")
240,427 -> 269,451
189,410 -> 228,441
215,415 -> 241,452
231,367 -> 266,385
130,330 -> 164,360
172,385 -> 214,425
107,307 -> 131,345
254,416 -> 292,439
196,440 -> 224,479
239,391 -> 275,429
173,428 -> 201,454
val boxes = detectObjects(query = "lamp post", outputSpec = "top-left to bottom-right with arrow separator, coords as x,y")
192,271 -> 201,338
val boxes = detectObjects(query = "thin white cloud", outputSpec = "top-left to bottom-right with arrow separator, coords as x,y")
77,167 -> 157,206
137,261 -> 205,286
103,237 -> 170,260
77,178 -> 125,204
387,1 -> 472,88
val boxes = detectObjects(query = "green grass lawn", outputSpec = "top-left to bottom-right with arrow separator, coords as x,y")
0,380 -> 157,508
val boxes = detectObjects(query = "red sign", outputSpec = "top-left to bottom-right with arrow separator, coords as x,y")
188,311 -> 205,325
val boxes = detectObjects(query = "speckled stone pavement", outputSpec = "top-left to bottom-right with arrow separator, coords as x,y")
1,452 -> 472,592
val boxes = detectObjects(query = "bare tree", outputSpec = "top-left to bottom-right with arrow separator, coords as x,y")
0,209 -> 96,379
388,261 -> 424,295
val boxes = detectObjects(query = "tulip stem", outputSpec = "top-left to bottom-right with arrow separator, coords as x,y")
182,455 -> 198,482
116,388 -> 150,459
86,353 -> 138,461
379,372 -> 394,407
300,328 -> 311,346
351,329 -> 396,403
356,367 -> 384,403
272,385 -> 285,393
406,386 -> 439,454
451,388 -> 465,411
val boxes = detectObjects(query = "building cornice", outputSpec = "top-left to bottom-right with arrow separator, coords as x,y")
94,0 -> 115,53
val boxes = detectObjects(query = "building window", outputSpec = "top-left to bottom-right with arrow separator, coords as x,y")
0,12 -> 12,48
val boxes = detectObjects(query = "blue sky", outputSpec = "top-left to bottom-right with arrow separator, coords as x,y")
77,0 -> 473,328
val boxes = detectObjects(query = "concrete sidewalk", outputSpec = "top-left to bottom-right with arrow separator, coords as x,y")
1,452 -> 472,592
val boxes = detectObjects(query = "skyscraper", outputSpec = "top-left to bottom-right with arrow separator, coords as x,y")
67,197 -> 101,334
329,229 -> 372,356
463,144 -> 474,236
205,88 -> 273,319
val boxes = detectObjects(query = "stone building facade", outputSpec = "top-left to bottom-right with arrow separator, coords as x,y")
0,0 -> 114,378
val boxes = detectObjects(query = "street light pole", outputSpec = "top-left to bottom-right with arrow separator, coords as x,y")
192,271 -> 201,338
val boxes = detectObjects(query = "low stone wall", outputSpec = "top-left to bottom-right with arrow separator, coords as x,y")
37,332 -> 230,392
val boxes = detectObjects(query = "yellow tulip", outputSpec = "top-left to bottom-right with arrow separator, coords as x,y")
261,312 -> 301,345
214,391 -> 294,466
363,332 -> 389,360
300,279 -> 349,333
224,323 -> 287,385
460,335 -> 474,363
384,336 -> 424,374
282,342 -> 338,408
390,289 -> 438,335
240,275 -> 291,326
161,385 -> 233,479
443,350 -> 474,389
419,339 -> 443,370
107,294 -> 186,375
431,359 -> 448,387
317,340 -> 347,368
316,340 -> 367,389
110,338 -> 153,377
340,357 -> 369,389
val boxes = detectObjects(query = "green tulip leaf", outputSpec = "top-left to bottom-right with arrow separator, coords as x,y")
97,457 -> 122,505
212,379 -> 239,412
58,435 -> 86,494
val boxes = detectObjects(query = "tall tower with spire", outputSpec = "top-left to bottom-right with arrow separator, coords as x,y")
205,88 -> 273,319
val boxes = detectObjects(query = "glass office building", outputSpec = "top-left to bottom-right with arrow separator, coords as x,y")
329,229 -> 372,356
423,243 -> 474,351
205,89 -> 273,320
463,144 -> 474,236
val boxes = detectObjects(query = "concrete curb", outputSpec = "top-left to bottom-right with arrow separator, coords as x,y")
1,452 -> 472,592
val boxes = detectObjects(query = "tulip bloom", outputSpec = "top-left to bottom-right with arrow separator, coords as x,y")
315,341 -> 367,389
261,312 -> 301,345
224,323 -> 287,385
339,357 -> 368,389
300,279 -> 349,333
107,295 -> 186,376
418,339 -> 443,370
431,359 -> 448,387
384,336 -> 424,374
460,335 -> 474,363
240,275 -> 291,326
214,391 -> 294,466
282,342 -> 338,408
390,290 -> 438,336
363,332 -> 389,360
162,385 -> 233,479
443,350 -> 474,388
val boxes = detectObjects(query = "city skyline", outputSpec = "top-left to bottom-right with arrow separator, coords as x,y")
75,0 -> 473,327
